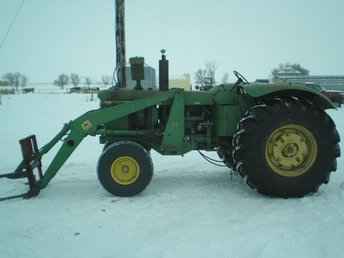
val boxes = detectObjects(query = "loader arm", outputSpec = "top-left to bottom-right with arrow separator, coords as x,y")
0,91 -> 175,201
38,91 -> 175,189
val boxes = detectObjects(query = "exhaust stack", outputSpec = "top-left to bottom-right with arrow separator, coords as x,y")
159,49 -> 169,91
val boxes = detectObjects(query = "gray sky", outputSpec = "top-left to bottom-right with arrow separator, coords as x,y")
1,0 -> 343,83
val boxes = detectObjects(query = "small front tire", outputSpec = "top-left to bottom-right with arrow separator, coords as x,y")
97,141 -> 153,197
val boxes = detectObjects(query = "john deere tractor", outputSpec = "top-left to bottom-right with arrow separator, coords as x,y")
0,1 -> 341,201
93,60 -> 341,198
0,53 -> 341,201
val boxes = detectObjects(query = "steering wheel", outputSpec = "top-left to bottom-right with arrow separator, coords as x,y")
233,70 -> 249,84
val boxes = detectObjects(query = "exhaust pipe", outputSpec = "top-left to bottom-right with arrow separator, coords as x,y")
159,49 -> 169,91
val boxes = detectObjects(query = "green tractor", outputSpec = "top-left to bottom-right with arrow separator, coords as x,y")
94,62 -> 341,198
0,1 -> 341,201
0,55 -> 341,200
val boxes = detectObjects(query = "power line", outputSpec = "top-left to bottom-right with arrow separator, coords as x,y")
0,0 -> 26,50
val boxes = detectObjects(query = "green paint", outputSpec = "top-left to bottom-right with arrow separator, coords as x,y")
160,92 -> 190,154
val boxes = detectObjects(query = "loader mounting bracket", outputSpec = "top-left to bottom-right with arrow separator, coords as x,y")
0,135 -> 42,201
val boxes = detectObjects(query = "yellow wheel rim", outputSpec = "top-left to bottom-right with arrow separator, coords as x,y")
265,124 -> 318,177
111,156 -> 140,185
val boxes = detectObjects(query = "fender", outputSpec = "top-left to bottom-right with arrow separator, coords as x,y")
245,83 -> 336,109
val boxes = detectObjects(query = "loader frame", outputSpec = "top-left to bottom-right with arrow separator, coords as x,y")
0,90 -> 181,199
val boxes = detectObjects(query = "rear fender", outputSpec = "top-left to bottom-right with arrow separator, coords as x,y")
245,84 -> 336,109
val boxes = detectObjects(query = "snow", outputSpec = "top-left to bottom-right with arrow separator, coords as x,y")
0,93 -> 344,258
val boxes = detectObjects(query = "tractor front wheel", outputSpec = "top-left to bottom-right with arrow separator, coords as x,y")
97,141 -> 153,197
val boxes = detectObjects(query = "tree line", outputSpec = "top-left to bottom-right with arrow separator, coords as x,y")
0,72 -> 28,91
1,62 -> 309,93
54,74 -> 112,89
0,72 -> 112,90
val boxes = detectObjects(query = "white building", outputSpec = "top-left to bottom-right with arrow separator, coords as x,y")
277,75 -> 344,91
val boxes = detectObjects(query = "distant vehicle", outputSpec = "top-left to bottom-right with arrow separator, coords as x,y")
69,87 -> 99,94
255,79 -> 270,84
22,88 -> 34,94
69,87 -> 82,93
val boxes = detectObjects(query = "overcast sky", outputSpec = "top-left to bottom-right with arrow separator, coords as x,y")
0,0 -> 343,83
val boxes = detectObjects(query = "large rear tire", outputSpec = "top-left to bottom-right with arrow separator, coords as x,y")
97,141 -> 153,197
232,97 -> 340,198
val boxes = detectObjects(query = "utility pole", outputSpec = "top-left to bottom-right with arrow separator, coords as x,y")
115,0 -> 126,88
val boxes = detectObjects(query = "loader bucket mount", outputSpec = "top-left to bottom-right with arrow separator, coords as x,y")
0,135 -> 42,201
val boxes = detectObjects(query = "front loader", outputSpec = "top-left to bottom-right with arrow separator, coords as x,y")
0,56 -> 342,200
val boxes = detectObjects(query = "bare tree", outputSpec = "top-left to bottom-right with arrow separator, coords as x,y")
3,73 -> 15,87
101,75 -> 112,87
85,77 -> 92,87
221,72 -> 229,84
205,61 -> 218,85
70,73 -> 80,87
194,61 -> 218,90
54,74 -> 69,89
3,72 -> 28,92
21,75 -> 27,87
13,72 -> 21,90
194,69 -> 207,87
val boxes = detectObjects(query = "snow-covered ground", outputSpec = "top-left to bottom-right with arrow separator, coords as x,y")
0,93 -> 344,258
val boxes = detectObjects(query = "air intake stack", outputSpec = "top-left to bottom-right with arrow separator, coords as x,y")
129,57 -> 145,90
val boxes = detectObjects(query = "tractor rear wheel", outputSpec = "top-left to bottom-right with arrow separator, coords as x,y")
97,141 -> 153,197
232,97 -> 340,198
